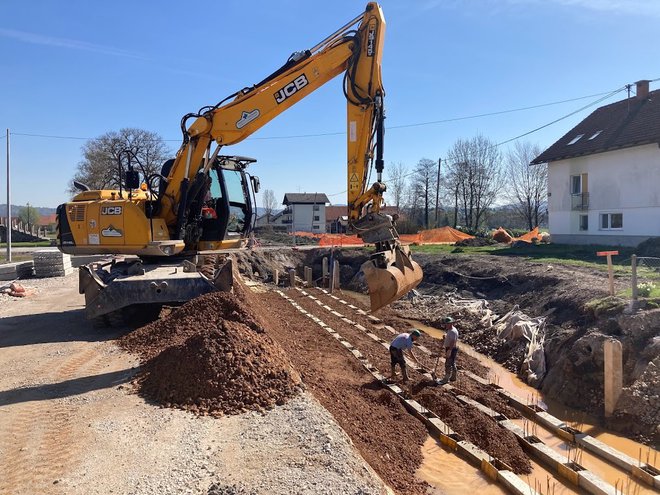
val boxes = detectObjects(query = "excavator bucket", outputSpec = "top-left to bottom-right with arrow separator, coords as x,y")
361,244 -> 422,312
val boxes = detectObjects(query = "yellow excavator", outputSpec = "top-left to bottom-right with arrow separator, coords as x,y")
57,2 -> 422,323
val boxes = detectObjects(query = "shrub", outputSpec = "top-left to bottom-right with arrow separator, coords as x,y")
637,282 -> 655,297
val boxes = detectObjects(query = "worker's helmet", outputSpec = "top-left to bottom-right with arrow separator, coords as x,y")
411,329 -> 422,337
441,316 -> 454,324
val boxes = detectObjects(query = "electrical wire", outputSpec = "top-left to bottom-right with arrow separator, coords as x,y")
8,80 -> 654,143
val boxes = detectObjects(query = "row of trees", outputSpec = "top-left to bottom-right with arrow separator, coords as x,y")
69,129 -> 547,234
386,136 -> 547,233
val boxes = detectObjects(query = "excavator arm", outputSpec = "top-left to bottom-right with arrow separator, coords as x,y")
161,3 -> 388,240
59,2 -> 422,312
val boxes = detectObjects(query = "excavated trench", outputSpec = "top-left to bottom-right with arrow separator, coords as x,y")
116,247 -> 657,494
230,247 -> 658,446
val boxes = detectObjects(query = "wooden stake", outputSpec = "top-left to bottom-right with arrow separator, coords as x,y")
597,250 -> 618,296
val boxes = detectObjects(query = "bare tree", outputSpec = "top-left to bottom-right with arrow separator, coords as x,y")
70,128 -> 170,195
385,161 -> 408,212
262,189 -> 277,222
505,141 -> 547,230
411,158 -> 438,229
445,135 -> 503,231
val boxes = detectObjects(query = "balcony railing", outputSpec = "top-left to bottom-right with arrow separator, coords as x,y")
571,192 -> 589,210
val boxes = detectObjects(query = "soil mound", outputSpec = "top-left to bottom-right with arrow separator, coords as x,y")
120,290 -> 302,416
455,237 -> 498,247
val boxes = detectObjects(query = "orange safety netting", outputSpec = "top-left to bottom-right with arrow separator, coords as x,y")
491,226 -> 540,244
400,226 -> 474,245
318,234 -> 364,246
513,227 -> 540,243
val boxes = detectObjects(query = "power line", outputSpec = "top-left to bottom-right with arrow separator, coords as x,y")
7,81 -> 652,143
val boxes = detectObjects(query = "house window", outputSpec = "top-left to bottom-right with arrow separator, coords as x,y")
600,213 -> 623,230
313,216 -> 320,221
313,205 -> 320,211
570,175 -> 582,194
567,134 -> 584,145
312,225 -> 320,230
588,130 -> 603,140
579,215 -> 588,231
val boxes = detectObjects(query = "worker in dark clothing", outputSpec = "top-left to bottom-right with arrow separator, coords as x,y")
388,329 -> 422,383
439,316 -> 459,383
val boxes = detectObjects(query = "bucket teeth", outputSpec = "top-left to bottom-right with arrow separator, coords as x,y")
361,245 -> 422,312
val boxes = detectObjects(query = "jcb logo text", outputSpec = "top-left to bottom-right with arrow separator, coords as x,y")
101,206 -> 122,215
274,75 -> 309,104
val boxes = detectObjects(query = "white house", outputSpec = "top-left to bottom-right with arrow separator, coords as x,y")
531,80 -> 660,246
282,193 -> 329,233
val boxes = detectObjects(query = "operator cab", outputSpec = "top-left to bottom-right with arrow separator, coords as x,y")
197,155 -> 259,250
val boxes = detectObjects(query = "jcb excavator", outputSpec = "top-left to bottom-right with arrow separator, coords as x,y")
57,2 -> 422,323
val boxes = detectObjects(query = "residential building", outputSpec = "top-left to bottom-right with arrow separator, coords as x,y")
282,193 -> 329,233
531,80 -> 660,246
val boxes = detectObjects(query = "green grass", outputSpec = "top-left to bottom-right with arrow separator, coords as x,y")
411,242 -> 638,271
0,241 -> 52,248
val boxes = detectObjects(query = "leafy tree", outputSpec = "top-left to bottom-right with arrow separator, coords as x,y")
445,135 -> 503,232
262,189 -> 277,222
505,141 -> 547,230
18,205 -> 41,228
70,128 -> 170,195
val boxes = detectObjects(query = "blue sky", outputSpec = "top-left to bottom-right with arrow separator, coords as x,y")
1,0 -> 658,209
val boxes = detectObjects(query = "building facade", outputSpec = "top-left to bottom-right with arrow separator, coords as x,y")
532,80 -> 660,246
282,193 -> 329,233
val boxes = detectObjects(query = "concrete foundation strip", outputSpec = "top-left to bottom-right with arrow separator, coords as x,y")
307,288 -> 654,494
275,289 -> 540,495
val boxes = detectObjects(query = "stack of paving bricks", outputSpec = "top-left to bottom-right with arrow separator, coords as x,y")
33,249 -> 73,278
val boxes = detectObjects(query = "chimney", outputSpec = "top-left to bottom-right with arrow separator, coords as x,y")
636,79 -> 650,100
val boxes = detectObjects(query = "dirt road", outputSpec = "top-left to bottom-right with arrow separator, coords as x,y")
0,275 -> 389,495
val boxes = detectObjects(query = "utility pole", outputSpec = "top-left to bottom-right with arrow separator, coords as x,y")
6,128 -> 11,262
435,157 -> 441,227
27,201 -> 31,233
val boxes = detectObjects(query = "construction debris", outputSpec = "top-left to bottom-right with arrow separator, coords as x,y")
1,282 -> 35,298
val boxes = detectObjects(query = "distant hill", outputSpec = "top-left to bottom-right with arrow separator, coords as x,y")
1,204 -> 277,218
0,204 -> 57,217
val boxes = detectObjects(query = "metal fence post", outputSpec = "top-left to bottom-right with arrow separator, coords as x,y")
631,254 -> 638,301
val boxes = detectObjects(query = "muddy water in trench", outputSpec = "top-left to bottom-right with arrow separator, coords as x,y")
339,291 -> 657,492
409,319 -> 658,494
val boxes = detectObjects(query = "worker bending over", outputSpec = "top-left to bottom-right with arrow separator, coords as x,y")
439,316 -> 459,383
389,329 -> 423,383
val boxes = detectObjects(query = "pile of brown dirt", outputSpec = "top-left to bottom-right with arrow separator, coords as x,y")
120,290 -> 302,416
455,237 -> 498,247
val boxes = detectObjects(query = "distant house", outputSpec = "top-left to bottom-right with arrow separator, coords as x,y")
255,210 -> 287,230
282,193 -> 329,233
531,80 -> 660,246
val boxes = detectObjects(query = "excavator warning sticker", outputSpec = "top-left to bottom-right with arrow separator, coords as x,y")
349,173 -> 359,191
101,226 -> 123,237
349,121 -> 357,142
88,234 -> 100,245
236,109 -> 260,129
